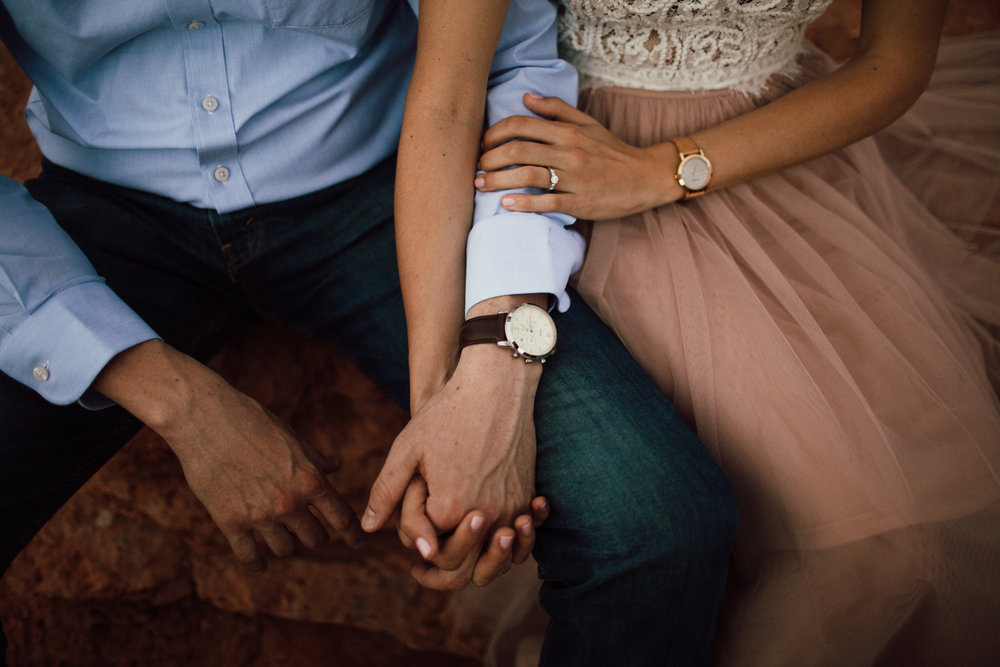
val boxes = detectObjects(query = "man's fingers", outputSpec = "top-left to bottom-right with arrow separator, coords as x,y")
363,442 -> 415,533
258,523 -> 297,558
399,477 -> 437,558
283,511 -> 330,551
297,437 -> 342,475
315,455 -> 342,474
289,442 -> 359,545
311,488 -> 364,548
471,528 -> 515,587
227,531 -> 267,572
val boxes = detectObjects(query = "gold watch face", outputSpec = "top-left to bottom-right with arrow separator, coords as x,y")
678,154 -> 712,191
505,304 -> 557,359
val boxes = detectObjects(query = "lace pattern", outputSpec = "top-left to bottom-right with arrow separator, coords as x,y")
558,0 -> 835,93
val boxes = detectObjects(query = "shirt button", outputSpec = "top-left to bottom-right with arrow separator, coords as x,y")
187,20 -> 205,30
213,166 -> 230,183
202,96 -> 219,113
33,366 -> 50,382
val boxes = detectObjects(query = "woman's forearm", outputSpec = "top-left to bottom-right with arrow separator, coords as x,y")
395,0 -> 509,412
689,0 -> 949,195
396,105 -> 482,410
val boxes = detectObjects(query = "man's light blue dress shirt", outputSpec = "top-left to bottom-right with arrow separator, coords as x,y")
0,0 -> 583,406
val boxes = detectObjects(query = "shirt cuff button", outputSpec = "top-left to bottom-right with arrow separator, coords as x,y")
33,365 -> 51,382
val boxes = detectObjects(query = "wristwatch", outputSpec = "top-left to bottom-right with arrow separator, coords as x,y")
668,136 -> 712,199
459,303 -> 557,363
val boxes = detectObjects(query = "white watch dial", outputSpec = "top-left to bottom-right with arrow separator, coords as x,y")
506,305 -> 556,358
679,154 -> 711,191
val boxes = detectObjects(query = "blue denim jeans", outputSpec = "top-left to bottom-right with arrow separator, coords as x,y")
0,158 -> 738,666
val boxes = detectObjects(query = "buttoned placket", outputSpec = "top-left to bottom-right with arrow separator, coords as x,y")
166,0 -> 254,212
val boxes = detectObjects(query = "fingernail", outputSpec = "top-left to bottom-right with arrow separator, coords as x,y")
526,92 -> 543,99
416,537 -> 432,559
501,196 -> 515,209
474,176 -> 485,188
521,522 -> 533,537
499,535 -> 514,550
361,508 -> 377,531
470,515 -> 485,532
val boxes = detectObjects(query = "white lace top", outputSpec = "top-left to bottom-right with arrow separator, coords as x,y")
558,0 -> 835,92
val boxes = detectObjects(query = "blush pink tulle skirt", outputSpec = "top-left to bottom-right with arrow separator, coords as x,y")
571,33 -> 1000,665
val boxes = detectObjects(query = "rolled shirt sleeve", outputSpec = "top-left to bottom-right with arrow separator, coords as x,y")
466,0 -> 584,314
1,177 -> 158,407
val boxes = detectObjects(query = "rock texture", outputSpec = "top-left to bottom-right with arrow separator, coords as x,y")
2,2 -> 998,665
0,49 -> 486,661
0,320 -> 488,664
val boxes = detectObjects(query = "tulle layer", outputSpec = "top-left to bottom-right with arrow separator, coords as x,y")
572,37 -> 1000,664
876,29 -> 1000,255
716,504 -> 1000,665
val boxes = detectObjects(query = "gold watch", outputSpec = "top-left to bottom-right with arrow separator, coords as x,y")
668,136 -> 712,200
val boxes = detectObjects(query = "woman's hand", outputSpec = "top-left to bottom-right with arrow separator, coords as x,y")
476,93 -> 683,220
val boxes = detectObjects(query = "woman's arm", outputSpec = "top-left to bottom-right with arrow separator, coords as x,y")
369,0 -> 553,590
695,0 -> 948,194
395,0 -> 510,411
477,0 -> 950,219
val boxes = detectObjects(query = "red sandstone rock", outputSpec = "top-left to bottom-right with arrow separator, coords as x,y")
0,325 -> 487,665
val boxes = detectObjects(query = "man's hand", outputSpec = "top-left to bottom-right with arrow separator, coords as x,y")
93,340 -> 363,571
362,341 -> 542,590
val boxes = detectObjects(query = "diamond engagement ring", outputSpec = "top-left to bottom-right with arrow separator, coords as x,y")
547,167 -> 559,192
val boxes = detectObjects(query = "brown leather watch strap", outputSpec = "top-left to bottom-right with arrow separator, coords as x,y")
668,135 -> 701,158
459,313 -> 508,348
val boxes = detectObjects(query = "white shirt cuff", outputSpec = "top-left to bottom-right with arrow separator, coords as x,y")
465,209 -> 585,315
0,281 -> 159,408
